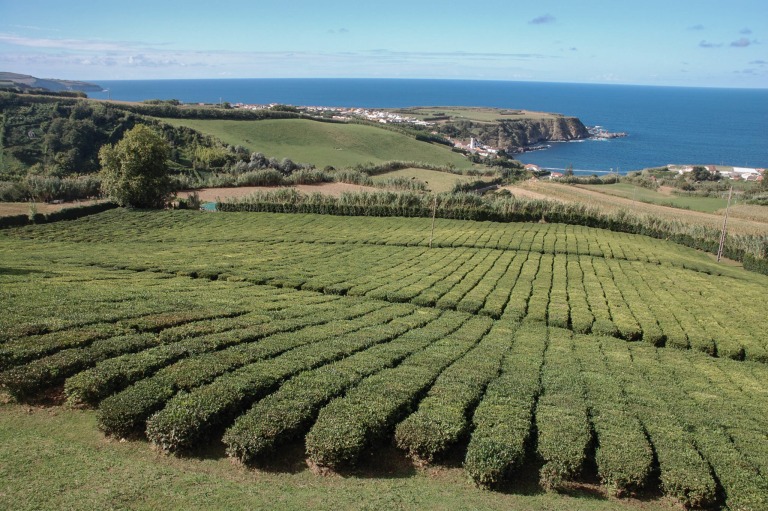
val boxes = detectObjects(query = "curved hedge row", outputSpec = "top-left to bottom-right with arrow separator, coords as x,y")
97,300 -> 386,437
223,311 -> 467,464
305,316 -> 493,468
146,307 -> 434,453
0,202 -> 117,230
217,191 -> 768,275
394,323 -> 515,462
463,321 -> 547,488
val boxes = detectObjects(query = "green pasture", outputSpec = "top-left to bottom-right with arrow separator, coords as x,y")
579,183 -> 729,213
395,107 -> 560,123
161,118 -> 473,170
1,210 -> 767,510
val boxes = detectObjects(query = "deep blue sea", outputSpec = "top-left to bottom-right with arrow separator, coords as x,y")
92,79 -> 768,173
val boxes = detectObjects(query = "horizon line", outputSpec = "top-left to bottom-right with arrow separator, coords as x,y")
83,76 -> 768,91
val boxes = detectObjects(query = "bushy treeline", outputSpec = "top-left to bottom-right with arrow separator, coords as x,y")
113,102 -> 302,121
0,93 -> 226,180
172,168 -> 333,189
557,174 -> 621,185
1,93 -> 137,177
0,201 -> 117,229
218,190 -> 768,274
0,175 -> 101,202
451,179 -> 502,194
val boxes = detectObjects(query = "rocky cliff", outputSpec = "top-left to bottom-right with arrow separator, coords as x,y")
473,116 -> 590,153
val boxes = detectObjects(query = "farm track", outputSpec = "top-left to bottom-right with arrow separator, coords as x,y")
1,209 -> 767,509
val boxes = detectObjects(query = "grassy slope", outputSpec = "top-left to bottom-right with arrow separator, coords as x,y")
579,183 -> 729,213
514,180 -> 768,236
161,118 -> 473,170
0,403 -> 675,511
372,168 -> 492,193
395,107 -> 562,123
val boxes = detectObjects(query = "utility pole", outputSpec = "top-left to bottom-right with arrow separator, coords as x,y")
716,185 -> 733,262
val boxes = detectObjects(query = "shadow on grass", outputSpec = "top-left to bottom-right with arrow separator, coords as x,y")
243,440 -> 310,475
334,444 -> 418,479
0,267 -> 45,277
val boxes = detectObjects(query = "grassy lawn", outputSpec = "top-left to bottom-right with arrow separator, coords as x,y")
161,118 -> 473,170
372,168 -> 492,193
579,183 -> 728,213
0,402 -> 674,511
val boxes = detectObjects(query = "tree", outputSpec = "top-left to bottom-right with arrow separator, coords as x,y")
690,166 -> 719,182
99,125 -> 172,208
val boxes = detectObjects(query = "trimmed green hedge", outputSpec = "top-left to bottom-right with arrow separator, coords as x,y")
394,323 -> 516,462
217,190 -> 768,276
464,321 -> 547,488
146,306 -> 429,453
0,202 -> 117,229
536,328 -> 591,491
96,301 -> 387,437
305,316 -> 493,468
223,311 -> 465,464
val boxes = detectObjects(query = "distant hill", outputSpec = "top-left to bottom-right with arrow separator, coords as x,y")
0,72 -> 104,93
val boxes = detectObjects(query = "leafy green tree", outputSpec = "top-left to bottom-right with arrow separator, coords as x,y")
99,125 -> 172,208
690,166 -> 720,182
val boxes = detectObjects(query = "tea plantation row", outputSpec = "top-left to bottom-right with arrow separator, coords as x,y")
1,209 -> 767,510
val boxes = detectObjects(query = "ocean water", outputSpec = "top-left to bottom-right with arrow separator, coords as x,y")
92,79 -> 768,173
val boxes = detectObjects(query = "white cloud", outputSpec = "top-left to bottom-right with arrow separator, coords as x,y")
0,33 -> 158,52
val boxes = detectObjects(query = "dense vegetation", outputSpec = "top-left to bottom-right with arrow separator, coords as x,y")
1,93 -> 500,202
2,209 -> 767,510
0,93 -> 237,192
217,190 -> 768,275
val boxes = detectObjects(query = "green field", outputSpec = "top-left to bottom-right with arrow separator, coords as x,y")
161,118 -> 473,170
2,210 -> 768,510
372,167 -> 492,193
579,183 -> 729,213
393,107 -> 562,123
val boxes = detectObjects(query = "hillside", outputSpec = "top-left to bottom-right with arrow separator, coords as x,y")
160,118 -> 475,170
1,209 -> 767,510
0,94 -> 228,180
0,72 -> 103,92
395,107 -> 590,152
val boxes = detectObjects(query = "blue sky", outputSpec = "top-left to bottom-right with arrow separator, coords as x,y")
1,0 -> 765,88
